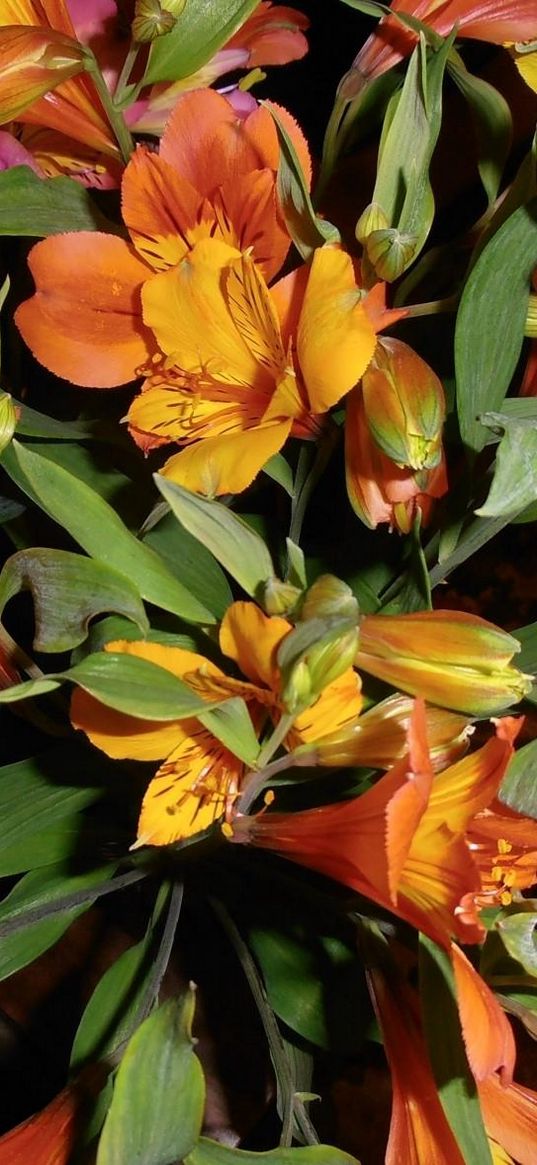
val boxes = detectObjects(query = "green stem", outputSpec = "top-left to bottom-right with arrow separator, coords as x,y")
113,43 -> 141,108
403,293 -> 459,319
238,713 -> 297,814
83,50 -> 134,165
289,422 -> 339,548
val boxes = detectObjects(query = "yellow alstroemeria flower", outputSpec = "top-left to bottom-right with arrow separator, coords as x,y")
70,601 -> 362,848
131,239 -> 380,496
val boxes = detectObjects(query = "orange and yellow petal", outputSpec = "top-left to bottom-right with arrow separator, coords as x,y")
0,26 -> 85,122
220,601 -> 291,690
479,1072 -> 537,1165
298,247 -> 376,414
16,233 -> 153,387
451,942 -> 516,1085
159,419 -> 292,497
121,145 -> 204,271
291,668 -> 363,746
137,728 -> 243,846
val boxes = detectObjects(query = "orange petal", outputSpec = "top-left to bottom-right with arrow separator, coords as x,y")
137,728 -> 242,846
16,233 -> 153,387
291,667 -> 363,745
159,419 -> 292,496
121,145 -> 202,270
479,1072 -> 537,1165
451,942 -> 516,1085
220,601 -> 291,689
227,4 -> 309,66
0,1084 -> 79,1165
297,248 -> 376,414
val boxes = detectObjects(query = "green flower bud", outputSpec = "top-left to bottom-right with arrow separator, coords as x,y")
263,577 -> 302,617
300,575 -> 359,623
0,391 -> 17,455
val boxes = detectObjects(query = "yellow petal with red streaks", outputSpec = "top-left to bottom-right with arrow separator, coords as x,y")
452,942 -> 515,1084
137,729 -> 242,846
291,668 -> 362,745
297,247 -> 376,414
220,601 -> 291,690
16,233 -> 153,387
71,639 -> 225,761
159,420 -> 292,496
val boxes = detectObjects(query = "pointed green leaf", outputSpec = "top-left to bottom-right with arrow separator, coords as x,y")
448,56 -> 512,204
455,197 -> 537,453
268,104 -> 340,260
97,991 -> 205,1165
1,440 -> 214,623
475,423 -> 537,518
419,937 -> 493,1165
155,476 -> 274,598
143,510 -> 233,620
144,0 -> 259,83
0,548 -> 149,652
199,698 -> 260,767
187,1139 -> 360,1164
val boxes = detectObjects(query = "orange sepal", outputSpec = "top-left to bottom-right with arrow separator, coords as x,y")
451,942 -> 516,1085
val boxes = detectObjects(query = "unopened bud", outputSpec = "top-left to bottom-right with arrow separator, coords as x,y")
365,228 -> 417,282
132,0 -> 179,43
305,627 -> 360,695
283,659 -> 313,715
355,202 -> 389,245
0,391 -> 17,454
525,293 -> 537,338
300,575 -> 359,623
263,577 -> 302,617
362,337 -> 445,472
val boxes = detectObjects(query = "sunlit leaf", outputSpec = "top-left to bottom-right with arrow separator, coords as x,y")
144,0 -> 259,83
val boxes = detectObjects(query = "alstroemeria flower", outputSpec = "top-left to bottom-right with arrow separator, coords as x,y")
0,1084 -> 80,1163
356,610 -> 532,715
16,86 -> 310,386
71,601 -> 362,847
341,0 -> 537,94
467,800 -> 537,907
479,1070 -> 537,1165
229,701 -> 521,949
0,0 -> 119,157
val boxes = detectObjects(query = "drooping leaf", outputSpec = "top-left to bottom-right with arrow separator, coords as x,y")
0,167 -> 116,235
475,423 -> 537,519
419,937 -> 493,1165
447,55 -> 512,204
199,698 -> 260,767
499,739 -> 537,818
455,197 -> 537,454
155,476 -> 275,598
144,0 -> 259,83
186,1139 -> 360,1164
0,548 -> 149,652
1,440 -> 214,624
268,104 -> 340,260
97,991 -> 205,1165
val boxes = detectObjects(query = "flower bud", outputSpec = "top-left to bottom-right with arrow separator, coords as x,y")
263,577 -> 302,617
364,228 -> 417,282
362,337 -> 445,472
0,391 -> 17,455
355,202 -> 389,245
312,694 -> 472,770
282,658 -> 313,715
356,611 -> 533,715
300,574 -> 359,622
305,627 -> 360,696
132,0 -> 179,43
525,292 -> 537,338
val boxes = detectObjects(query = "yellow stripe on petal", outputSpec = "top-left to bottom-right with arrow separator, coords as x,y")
160,420 -> 292,497
220,601 -> 291,689
297,247 -> 377,414
291,669 -> 362,745
137,728 -> 242,846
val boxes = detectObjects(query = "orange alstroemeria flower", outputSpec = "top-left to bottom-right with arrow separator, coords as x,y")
16,87 -> 310,395
479,1070 -> 537,1165
70,601 -> 362,847
0,0 -> 119,157
229,700 -> 522,949
343,0 -> 537,92
467,799 -> 537,908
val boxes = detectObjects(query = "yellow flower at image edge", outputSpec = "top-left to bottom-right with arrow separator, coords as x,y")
70,602 -> 362,848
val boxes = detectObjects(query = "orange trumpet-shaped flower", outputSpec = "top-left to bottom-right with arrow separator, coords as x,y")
343,0 -> 537,92
467,799 -> 537,907
229,701 -> 521,949
71,601 -> 362,847
16,87 -> 310,392
355,610 -> 532,715
0,0 -> 119,156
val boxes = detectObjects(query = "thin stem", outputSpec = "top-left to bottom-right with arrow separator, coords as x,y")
237,740 -> 314,815
113,43 -> 140,107
238,713 -> 297,814
289,423 -> 339,548
0,868 -> 147,937
83,51 -> 134,164
403,293 -> 459,319
132,879 -> 184,1028
210,897 -> 319,1147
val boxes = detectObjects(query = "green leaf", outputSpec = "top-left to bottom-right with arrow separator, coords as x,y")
455,197 -> 537,453
268,104 -> 340,260
187,1139 -> 360,1165
429,513 -> 514,587
0,744 -> 104,875
0,862 -> 115,981
0,167 -> 117,235
97,991 -> 205,1165
155,476 -> 275,598
264,454 -> 295,498
15,401 -> 109,441
71,885 -> 170,1072
199,698 -> 260,767
447,55 -> 512,204
497,910 -> 537,977
143,510 -> 233,621
0,650 -> 222,719
499,739 -> 537,818
0,548 -> 149,652
475,424 -> 537,519
1,440 -> 214,624
144,0 -> 259,83
419,937 -> 493,1165
515,621 -> 537,673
